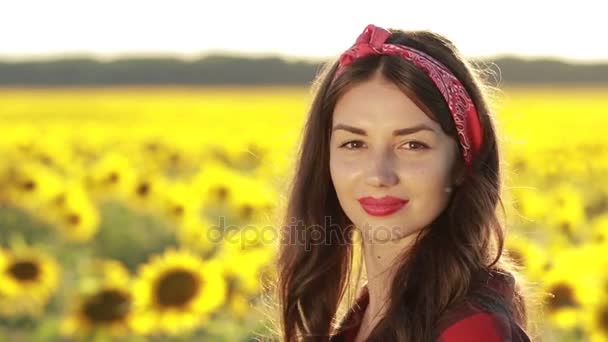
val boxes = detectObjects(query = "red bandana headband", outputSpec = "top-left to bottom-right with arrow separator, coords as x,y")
333,24 -> 483,167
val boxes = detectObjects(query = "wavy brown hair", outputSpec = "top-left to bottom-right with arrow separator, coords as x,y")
273,27 -> 536,342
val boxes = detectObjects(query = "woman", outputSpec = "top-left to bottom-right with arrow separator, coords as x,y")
274,24 -> 534,341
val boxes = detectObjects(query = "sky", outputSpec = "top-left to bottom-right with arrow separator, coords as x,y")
1,0 -> 606,64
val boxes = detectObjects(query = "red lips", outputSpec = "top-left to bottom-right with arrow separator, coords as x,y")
357,196 -> 409,216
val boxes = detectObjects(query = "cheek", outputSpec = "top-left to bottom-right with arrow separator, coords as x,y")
330,154 -> 349,196
398,158 -> 453,206
405,161 -> 449,186
329,153 -> 364,216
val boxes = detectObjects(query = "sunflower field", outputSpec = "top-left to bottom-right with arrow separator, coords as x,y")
0,85 -> 607,341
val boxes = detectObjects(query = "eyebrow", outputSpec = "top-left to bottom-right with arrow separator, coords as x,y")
331,123 -> 437,137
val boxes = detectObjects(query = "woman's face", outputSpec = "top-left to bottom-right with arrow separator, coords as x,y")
329,73 -> 461,243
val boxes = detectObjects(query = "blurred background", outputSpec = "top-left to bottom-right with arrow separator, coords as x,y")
0,1 -> 607,341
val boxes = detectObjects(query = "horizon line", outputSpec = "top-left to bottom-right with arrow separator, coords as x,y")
1,51 -> 607,66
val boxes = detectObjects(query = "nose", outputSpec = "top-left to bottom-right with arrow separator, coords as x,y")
364,148 -> 399,188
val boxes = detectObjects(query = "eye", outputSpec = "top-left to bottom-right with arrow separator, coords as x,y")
401,141 -> 428,150
339,140 -> 366,150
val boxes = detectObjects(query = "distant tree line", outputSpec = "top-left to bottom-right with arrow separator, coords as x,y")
0,54 -> 607,86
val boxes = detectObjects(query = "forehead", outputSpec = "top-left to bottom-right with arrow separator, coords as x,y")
332,76 -> 436,130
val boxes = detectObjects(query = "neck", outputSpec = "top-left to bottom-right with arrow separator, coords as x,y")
360,229 -> 420,321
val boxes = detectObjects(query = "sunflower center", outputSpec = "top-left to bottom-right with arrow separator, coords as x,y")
547,283 -> 578,311
8,260 -> 40,281
106,172 -> 119,184
172,205 -> 184,217
146,142 -> 159,152
155,269 -> 201,308
82,288 -> 131,323
38,154 -> 53,166
226,276 -> 238,299
67,213 -> 81,226
137,182 -> 150,197
241,205 -> 254,220
21,180 -> 37,191
216,186 -> 228,202
54,193 -> 66,206
599,305 -> 608,333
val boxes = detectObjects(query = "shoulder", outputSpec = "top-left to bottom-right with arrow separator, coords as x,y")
437,309 -> 511,342
435,302 -> 531,342
436,271 -> 531,342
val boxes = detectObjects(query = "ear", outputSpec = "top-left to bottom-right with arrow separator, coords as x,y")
451,160 -> 466,186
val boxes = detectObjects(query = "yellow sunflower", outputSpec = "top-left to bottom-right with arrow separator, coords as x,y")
225,283 -> 250,319
27,134 -> 76,173
85,152 -> 137,201
0,246 -> 60,316
124,171 -> 169,214
222,220 -> 277,252
504,232 -> 548,281
218,234 -> 276,318
191,161 -> 245,208
591,213 -> 608,246
61,259 -> 134,338
158,181 -> 203,227
213,141 -> 257,169
541,246 -> 605,329
220,244 -> 274,294
130,248 -> 227,336
546,182 -> 587,242
251,138 -> 297,181
42,180 -> 100,242
509,185 -> 551,222
230,177 -> 277,223
139,138 -> 191,173
4,161 -> 64,211
582,294 -> 608,342
175,216 -> 215,254
159,142 -> 200,175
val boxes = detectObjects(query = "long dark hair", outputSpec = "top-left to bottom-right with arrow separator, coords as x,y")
273,27 -> 535,342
